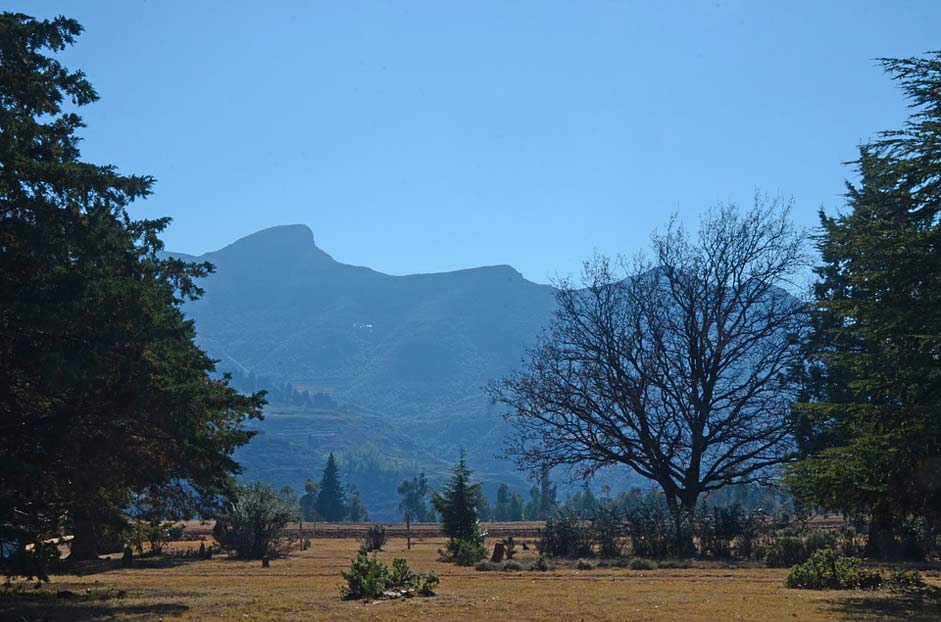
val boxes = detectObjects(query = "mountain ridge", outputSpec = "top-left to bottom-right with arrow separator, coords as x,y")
165,224 -> 559,518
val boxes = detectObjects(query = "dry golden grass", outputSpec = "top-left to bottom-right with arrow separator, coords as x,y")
3,537 -> 939,622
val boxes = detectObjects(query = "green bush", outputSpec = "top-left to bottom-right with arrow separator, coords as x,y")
784,548 -> 882,590
213,483 -> 298,559
765,536 -> 809,567
340,552 -> 438,600
449,538 -> 487,566
765,530 -> 848,568
887,568 -> 926,590
541,511 -> 593,558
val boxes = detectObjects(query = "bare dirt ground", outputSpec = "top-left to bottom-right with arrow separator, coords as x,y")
3,535 -> 939,622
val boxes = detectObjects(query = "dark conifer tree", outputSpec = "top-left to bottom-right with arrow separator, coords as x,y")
788,53 -> 941,557
314,454 -> 347,522
432,452 -> 483,543
0,12 -> 264,565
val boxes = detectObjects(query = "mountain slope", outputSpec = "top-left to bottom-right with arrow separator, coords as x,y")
169,225 -> 558,517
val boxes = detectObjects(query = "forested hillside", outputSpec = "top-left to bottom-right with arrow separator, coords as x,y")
168,224 -> 558,518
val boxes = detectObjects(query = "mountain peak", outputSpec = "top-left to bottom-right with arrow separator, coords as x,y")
215,224 -> 334,263
236,224 -> 316,247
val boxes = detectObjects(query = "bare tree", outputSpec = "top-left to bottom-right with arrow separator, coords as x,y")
490,198 -> 807,552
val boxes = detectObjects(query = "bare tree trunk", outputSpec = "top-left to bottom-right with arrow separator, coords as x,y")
406,512 -> 411,550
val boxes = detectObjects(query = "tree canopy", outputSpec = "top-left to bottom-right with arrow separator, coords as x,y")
398,472 -> 434,523
491,199 -> 806,552
0,12 -> 264,565
788,53 -> 941,557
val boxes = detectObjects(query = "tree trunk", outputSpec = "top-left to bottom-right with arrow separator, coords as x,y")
69,512 -> 99,561
866,503 -> 895,559
665,494 -> 696,557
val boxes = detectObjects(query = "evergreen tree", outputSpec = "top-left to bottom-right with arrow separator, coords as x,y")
314,454 -> 347,522
432,452 -> 483,543
788,53 -> 941,557
0,13 -> 264,564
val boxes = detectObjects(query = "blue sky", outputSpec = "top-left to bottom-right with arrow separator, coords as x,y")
11,1 -> 941,283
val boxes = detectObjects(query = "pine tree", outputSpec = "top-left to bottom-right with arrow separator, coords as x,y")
314,454 -> 347,522
432,452 -> 483,543
788,53 -> 941,557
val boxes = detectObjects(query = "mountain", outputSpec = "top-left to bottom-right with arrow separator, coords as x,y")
169,225 -> 558,518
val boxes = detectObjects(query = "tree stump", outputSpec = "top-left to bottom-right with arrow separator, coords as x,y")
262,555 -> 270,568
490,542 -> 505,563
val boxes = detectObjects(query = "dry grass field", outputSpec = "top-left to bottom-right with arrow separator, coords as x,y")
3,535 -> 940,622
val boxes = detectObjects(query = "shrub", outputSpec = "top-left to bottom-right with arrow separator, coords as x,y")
784,548 -> 882,590
449,538 -> 487,567
129,521 -> 180,555
576,558 -> 596,570
340,552 -> 438,600
887,568 -> 926,590
765,530 -> 839,568
213,483 -> 298,559
591,507 -> 625,558
541,511 -> 593,558
503,560 -> 523,571
1,541 -> 60,582
530,554 -> 552,571
628,557 -> 657,570
363,525 -> 387,552
502,536 -> 517,560
626,499 -> 677,558
765,536 -> 808,568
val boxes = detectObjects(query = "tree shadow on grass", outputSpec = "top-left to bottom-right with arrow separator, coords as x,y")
829,588 -> 941,621
0,599 -> 188,622
59,553 -> 209,577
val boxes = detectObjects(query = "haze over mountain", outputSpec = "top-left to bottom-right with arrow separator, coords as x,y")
169,224 -> 558,518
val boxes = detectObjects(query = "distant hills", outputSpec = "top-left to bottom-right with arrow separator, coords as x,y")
169,225 -> 558,519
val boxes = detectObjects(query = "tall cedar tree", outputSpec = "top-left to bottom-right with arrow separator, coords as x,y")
787,53 -> 941,556
432,452 -> 483,542
0,13 -> 265,563
314,454 -> 347,522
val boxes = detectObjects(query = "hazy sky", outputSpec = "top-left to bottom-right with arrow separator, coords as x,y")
11,1 -> 941,283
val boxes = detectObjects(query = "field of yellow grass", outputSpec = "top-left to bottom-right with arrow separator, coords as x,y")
3,536 -> 940,621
